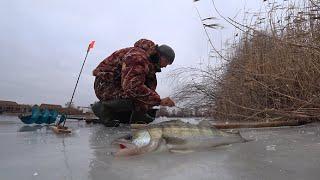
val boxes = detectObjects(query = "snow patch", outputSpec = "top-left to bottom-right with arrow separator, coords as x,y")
266,145 -> 277,151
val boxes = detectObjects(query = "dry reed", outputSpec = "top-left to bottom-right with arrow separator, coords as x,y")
175,0 -> 320,122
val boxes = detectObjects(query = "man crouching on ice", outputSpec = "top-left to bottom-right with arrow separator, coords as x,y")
92,39 -> 175,127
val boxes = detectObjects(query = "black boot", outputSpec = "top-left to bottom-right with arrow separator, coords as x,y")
129,109 -> 158,124
91,100 -> 132,126
91,100 -> 158,125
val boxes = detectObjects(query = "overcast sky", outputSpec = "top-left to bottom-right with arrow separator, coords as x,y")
0,0 -> 264,106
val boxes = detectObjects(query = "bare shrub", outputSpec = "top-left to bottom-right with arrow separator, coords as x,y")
176,0 -> 320,122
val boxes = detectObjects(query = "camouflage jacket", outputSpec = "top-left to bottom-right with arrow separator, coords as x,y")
93,39 -> 161,112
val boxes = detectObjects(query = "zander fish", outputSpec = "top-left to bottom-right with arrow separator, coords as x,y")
112,120 -> 249,156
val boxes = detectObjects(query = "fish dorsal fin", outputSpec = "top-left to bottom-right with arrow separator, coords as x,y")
198,120 -> 213,127
159,119 -> 186,125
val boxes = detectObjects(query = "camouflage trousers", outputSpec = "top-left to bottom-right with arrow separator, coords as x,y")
91,99 -> 157,127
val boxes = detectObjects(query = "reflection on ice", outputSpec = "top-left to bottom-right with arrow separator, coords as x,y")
266,145 -> 277,151
18,125 -> 44,132
1,116 -> 320,180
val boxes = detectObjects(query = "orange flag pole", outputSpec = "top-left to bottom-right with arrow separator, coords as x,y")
62,41 -> 95,127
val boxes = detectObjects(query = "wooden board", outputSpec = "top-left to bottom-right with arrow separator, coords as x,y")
52,126 -> 72,134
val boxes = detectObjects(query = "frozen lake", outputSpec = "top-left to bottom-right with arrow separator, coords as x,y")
0,115 -> 320,180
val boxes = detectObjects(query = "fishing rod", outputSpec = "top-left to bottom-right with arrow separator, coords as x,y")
62,41 -> 95,127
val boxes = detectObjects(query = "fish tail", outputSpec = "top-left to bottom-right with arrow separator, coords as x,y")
237,131 -> 254,143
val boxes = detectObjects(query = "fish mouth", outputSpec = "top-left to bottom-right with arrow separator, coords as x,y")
111,138 -> 139,156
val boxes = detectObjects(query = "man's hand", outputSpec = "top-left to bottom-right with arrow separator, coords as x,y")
160,97 -> 175,107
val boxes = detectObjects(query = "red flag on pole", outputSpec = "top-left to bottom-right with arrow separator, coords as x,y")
87,41 -> 95,52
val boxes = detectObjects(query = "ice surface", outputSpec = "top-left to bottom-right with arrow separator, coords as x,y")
1,115 -> 320,180
266,145 -> 277,151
